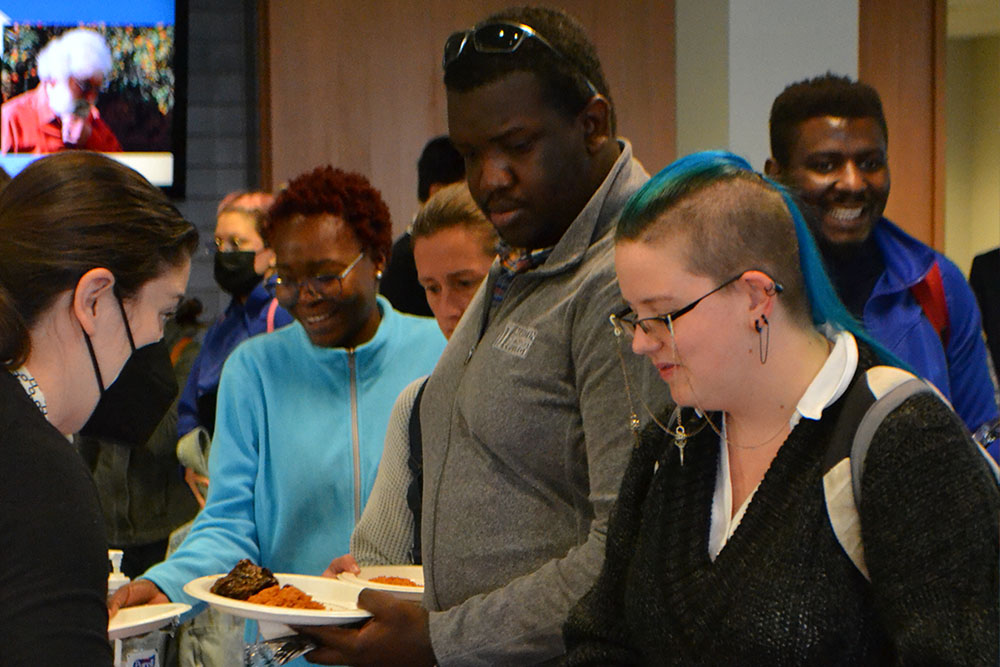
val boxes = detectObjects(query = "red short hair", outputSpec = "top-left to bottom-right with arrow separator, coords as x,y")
265,166 -> 392,261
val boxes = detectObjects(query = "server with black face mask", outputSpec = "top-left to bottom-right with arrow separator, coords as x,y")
74,291 -> 203,580
78,294 -> 179,446
0,152 -> 198,664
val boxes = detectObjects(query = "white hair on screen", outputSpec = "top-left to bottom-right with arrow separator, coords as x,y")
37,29 -> 112,82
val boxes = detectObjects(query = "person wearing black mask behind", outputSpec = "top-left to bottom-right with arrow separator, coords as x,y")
0,151 -> 198,664
176,192 -> 293,458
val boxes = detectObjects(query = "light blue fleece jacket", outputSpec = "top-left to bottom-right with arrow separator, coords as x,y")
144,297 -> 445,607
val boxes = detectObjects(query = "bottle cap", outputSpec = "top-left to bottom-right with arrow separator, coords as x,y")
108,549 -> 130,598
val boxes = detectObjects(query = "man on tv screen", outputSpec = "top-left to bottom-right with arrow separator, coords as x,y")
1,28 -> 122,154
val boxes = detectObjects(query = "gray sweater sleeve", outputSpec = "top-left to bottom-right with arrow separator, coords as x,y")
350,377 -> 424,566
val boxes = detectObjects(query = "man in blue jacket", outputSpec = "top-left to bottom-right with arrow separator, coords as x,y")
765,73 -> 998,445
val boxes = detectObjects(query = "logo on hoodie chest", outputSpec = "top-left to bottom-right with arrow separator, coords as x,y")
492,321 -> 537,359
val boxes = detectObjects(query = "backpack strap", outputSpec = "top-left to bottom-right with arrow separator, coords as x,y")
848,374 -> 932,503
265,297 -> 280,333
910,260 -> 950,348
822,366 -> 931,580
406,378 -> 429,565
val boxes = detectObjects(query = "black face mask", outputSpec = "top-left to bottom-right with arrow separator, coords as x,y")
79,296 -> 179,446
214,250 -> 262,296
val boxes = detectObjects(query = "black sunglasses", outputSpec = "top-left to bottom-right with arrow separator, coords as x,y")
442,21 -> 598,96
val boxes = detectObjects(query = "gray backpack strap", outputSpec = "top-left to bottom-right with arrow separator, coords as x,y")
823,366 -> 931,581
849,376 -> 932,505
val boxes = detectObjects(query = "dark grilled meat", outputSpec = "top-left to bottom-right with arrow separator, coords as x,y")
210,559 -> 279,600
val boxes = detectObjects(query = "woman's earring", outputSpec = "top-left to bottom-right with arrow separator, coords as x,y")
376,270 -> 384,280
756,313 -> 770,364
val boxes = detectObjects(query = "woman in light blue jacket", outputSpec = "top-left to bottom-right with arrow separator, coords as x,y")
110,167 -> 446,650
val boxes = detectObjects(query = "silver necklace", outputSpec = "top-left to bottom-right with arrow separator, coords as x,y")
723,412 -> 790,450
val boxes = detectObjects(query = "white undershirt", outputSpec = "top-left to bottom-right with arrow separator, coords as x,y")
707,328 -> 859,561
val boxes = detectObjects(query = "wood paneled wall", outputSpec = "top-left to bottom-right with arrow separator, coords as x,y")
859,0 -> 946,248
262,1 -> 675,235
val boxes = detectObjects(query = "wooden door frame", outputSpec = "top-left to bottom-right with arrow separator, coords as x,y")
859,0 -> 946,249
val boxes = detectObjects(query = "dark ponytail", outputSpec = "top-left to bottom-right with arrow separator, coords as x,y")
0,282 -> 30,368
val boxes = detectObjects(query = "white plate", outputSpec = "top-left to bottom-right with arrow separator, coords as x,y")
108,602 -> 190,640
183,573 -> 372,627
338,565 -> 424,602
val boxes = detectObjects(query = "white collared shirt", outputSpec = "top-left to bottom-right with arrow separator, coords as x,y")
708,328 -> 858,561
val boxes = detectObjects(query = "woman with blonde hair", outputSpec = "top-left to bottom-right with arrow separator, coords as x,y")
411,182 -> 497,338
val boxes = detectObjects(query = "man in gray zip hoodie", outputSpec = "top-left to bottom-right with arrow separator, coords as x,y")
301,7 -> 665,665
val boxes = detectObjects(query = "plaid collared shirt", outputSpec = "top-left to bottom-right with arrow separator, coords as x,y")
492,242 -> 555,304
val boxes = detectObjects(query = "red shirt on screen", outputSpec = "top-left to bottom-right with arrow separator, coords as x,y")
1,87 -> 122,154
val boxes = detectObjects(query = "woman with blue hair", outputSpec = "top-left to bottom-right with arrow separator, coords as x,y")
563,151 -> 999,664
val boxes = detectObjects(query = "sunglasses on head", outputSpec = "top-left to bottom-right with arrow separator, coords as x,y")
442,21 -> 599,96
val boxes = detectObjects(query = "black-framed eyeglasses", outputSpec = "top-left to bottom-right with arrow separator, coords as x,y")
274,252 -> 364,306
611,271 -> 783,339
442,21 -> 599,96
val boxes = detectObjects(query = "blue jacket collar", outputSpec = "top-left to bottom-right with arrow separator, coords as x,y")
293,295 -> 396,366
871,218 -> 936,293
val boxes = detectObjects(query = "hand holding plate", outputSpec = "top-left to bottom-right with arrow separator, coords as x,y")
294,588 -> 435,667
108,578 -> 169,618
322,553 -> 360,578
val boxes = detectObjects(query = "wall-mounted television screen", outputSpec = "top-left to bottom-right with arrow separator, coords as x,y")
0,0 -> 186,196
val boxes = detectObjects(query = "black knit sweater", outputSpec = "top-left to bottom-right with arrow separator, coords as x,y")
564,351 -> 999,665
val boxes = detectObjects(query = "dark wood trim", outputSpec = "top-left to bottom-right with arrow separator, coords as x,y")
932,0 -> 946,251
256,0 -> 272,192
859,0 -> 945,249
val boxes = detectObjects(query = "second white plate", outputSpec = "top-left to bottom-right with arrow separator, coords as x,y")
338,565 -> 424,602
108,602 -> 191,640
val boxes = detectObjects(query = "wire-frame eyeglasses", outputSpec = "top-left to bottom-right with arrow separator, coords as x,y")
274,252 -> 365,307
610,272 -> 753,340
